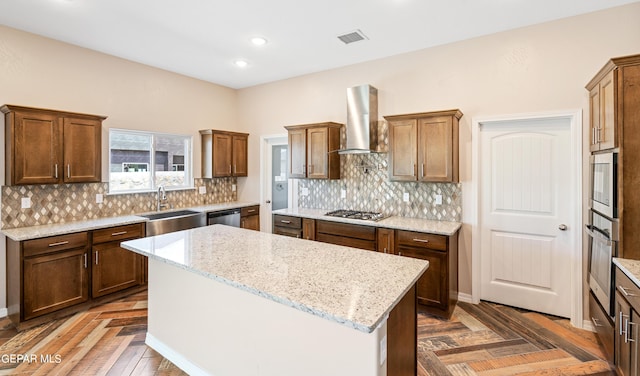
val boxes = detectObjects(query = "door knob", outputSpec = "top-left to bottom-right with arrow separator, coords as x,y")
558,224 -> 568,231
266,200 -> 271,204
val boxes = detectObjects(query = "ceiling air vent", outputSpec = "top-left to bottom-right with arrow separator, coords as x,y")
337,29 -> 368,45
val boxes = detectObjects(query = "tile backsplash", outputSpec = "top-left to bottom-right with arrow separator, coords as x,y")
297,153 -> 462,222
1,178 -> 237,229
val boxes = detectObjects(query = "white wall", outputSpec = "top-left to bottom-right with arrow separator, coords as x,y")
235,2 -> 640,297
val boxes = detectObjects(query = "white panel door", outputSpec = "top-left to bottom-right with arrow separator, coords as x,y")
480,117 -> 572,318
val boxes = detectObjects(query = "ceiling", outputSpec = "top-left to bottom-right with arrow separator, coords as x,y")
1,0 -> 638,89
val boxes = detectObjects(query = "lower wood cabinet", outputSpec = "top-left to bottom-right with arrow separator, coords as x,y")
377,228 -> 395,254
240,205 -> 260,231
615,266 -> 640,376
588,291 -> 614,362
273,215 -> 303,238
7,222 -> 146,328
315,220 -> 376,251
302,218 -> 316,240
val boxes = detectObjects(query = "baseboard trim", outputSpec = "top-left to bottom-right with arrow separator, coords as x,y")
457,293 -> 473,304
145,333 -> 209,376
582,320 -> 596,332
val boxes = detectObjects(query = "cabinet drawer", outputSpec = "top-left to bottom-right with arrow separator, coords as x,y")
23,232 -> 88,257
92,223 -> 143,244
273,227 -> 302,238
273,215 -> 301,229
241,205 -> 259,217
616,267 -> 640,313
397,230 -> 447,251
316,220 -> 376,240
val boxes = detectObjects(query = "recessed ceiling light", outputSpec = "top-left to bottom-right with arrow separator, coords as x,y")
234,59 -> 249,68
250,37 -> 268,46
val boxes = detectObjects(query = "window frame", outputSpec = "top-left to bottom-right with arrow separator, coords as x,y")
108,128 -> 194,194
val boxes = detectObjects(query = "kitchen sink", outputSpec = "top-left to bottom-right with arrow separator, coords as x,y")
139,209 -> 206,236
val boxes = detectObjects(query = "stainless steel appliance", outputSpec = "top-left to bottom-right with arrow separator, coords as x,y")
335,84 -> 380,154
586,209 -> 619,317
590,152 -> 618,218
207,209 -> 241,227
325,209 -> 386,221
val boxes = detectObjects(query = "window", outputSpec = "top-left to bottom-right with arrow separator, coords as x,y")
109,129 -> 193,193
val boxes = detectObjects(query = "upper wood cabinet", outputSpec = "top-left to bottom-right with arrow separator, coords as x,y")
385,110 -> 462,183
200,130 -> 249,178
2,105 -> 104,185
285,122 -> 342,179
587,65 -> 617,151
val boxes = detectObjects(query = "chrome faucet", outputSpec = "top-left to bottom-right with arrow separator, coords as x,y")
157,185 -> 170,211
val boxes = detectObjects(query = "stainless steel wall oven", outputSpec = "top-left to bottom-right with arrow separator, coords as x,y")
590,152 -> 618,219
586,209 -> 619,317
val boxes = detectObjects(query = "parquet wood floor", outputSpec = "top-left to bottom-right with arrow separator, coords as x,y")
0,291 -> 615,375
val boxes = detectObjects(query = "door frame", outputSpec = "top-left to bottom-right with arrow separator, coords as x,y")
260,134 -> 295,232
470,109 -> 583,328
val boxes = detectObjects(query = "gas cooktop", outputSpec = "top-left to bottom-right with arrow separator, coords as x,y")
324,209 -> 386,221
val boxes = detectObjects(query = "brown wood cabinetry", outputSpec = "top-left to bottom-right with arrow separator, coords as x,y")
6,222 -> 146,328
316,220 -> 377,251
588,70 -> 616,151
240,205 -> 260,231
377,228 -> 395,254
91,223 -> 145,298
285,122 -> 342,179
385,110 -> 462,183
396,230 -> 458,318
302,218 -> 316,240
2,105 -> 104,185
200,129 -> 249,178
589,291 -> 614,362
273,215 -> 303,238
614,267 -> 640,376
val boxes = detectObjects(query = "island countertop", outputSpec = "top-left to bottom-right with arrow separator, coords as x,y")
121,224 -> 428,333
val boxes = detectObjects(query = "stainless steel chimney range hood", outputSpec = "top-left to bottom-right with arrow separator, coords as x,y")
337,84 -> 379,154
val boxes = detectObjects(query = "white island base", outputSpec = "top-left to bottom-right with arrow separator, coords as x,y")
146,258 -> 412,376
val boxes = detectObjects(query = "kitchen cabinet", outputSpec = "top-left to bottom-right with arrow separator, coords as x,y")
588,291 -> 614,362
588,70 -> 616,151
200,129 -> 249,178
396,230 -> 458,318
302,218 -> 316,240
2,105 -> 104,185
385,109 -> 462,183
273,214 -> 303,238
377,228 -> 395,254
285,122 -> 342,179
241,205 -> 260,231
615,266 -> 640,376
91,223 -> 145,298
316,220 -> 377,251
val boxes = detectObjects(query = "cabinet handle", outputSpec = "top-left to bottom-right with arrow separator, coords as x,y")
619,286 -> 638,297
84,253 -> 87,268
621,311 -> 629,338
421,164 -> 425,178
413,164 -> 417,177
383,247 -> 388,254
111,231 -> 128,236
303,165 -> 306,174
412,238 -> 430,243
398,251 -> 403,256
629,321 -> 637,343
95,250 -> 99,265
280,220 -> 291,224
591,316 -> 602,328
247,209 -> 256,213
67,164 -> 70,178
54,164 -> 58,179
48,241 -> 69,247
229,165 -> 232,174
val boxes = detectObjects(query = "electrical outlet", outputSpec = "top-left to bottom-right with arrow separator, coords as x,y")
341,189 -> 346,199
21,197 -> 31,209
403,192 -> 409,202
301,187 -> 309,196
199,186 -> 207,194
435,194 -> 443,205
232,184 -> 237,192
96,194 -> 104,204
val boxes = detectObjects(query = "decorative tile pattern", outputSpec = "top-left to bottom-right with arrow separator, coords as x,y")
1,178 -> 237,229
297,152 -> 462,222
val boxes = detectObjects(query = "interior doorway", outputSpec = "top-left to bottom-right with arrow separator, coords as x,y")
260,135 -> 294,232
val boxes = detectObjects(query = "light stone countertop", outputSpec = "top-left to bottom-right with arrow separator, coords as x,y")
272,207 -> 462,236
614,258 -> 640,288
121,224 -> 429,333
1,202 -> 259,241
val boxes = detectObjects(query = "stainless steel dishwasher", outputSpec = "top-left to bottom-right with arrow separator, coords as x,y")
207,209 -> 241,227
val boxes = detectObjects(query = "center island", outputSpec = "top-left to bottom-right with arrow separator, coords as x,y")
121,224 -> 429,376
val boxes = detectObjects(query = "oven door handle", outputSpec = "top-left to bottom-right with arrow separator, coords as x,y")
585,225 -> 612,246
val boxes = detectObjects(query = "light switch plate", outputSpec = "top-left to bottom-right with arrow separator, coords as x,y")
232,184 -> 237,192
301,187 -> 309,196
341,189 -> 346,199
435,194 -> 443,205
21,197 -> 31,209
199,186 -> 206,194
96,193 -> 104,204
403,192 -> 409,202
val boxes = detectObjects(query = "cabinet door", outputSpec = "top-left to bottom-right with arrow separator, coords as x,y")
389,119 -> 417,181
418,116 -> 455,182
307,127 -> 329,179
12,110 -> 61,185
397,245 -> 447,310
589,85 -> 601,152
63,117 -> 101,183
241,215 -> 260,231
212,133 -> 233,177
599,70 -> 616,151
617,291 -> 633,376
92,242 -> 143,298
232,134 -> 248,176
376,228 -> 395,254
23,248 -> 89,320
302,218 -> 315,240
288,129 -> 307,178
